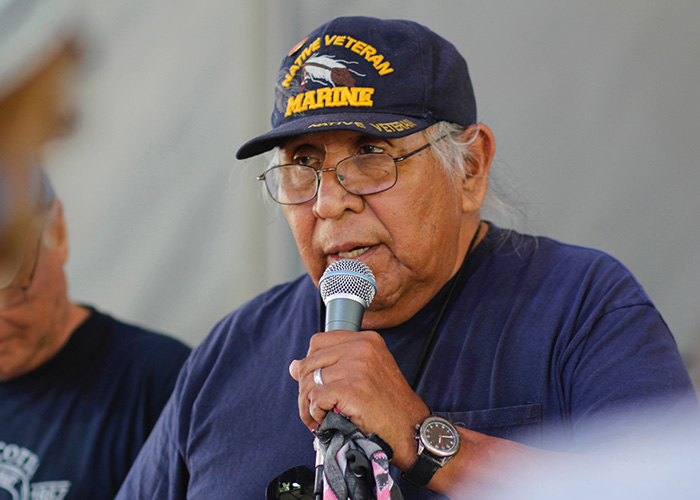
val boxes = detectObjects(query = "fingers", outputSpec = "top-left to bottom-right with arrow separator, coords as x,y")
296,360 -> 345,430
290,329 -> 433,469
307,384 -> 338,426
291,334 -> 361,430
289,330 -> 356,381
290,329 -> 412,430
291,330 -> 379,384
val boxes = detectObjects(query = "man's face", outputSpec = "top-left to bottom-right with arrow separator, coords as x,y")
279,128 -> 484,329
0,204 -> 69,380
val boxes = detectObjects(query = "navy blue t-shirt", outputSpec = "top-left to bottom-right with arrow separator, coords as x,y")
117,225 -> 697,500
0,307 -> 190,500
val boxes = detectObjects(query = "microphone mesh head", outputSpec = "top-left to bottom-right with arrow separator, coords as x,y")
319,259 -> 377,308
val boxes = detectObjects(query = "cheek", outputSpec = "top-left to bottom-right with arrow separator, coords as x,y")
380,185 -> 459,248
0,313 -> 45,360
283,206 -> 314,247
25,256 -> 66,320
282,206 -> 324,278
389,198 -> 463,282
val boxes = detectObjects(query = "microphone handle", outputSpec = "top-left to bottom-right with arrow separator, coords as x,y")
324,296 -> 365,332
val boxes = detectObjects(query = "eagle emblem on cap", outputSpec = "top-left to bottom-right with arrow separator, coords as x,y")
300,55 -> 365,88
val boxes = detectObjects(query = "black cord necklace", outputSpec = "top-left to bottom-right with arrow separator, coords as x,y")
408,223 -> 482,390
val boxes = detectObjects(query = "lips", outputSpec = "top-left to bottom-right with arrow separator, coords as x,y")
338,246 -> 370,259
321,228 -> 384,264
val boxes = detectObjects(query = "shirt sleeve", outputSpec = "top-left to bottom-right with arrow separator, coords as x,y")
561,301 -> 698,448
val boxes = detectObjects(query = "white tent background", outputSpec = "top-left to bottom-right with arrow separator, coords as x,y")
49,1 -> 700,380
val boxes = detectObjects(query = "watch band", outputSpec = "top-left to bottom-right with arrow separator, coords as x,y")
401,452 -> 442,488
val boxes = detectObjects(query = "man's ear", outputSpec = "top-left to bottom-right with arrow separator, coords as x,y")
460,123 -> 495,213
44,199 -> 69,263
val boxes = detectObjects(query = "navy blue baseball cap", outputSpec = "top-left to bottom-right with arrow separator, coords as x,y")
236,16 -> 477,159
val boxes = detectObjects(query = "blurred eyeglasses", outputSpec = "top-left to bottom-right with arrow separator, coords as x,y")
257,135 -> 450,205
0,217 -> 46,310
265,465 -> 315,500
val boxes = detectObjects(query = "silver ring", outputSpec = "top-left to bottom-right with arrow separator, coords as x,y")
313,368 -> 324,387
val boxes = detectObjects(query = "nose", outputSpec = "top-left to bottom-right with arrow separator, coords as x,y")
312,164 -> 364,220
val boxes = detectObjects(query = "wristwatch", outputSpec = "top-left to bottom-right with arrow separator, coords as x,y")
401,415 -> 461,488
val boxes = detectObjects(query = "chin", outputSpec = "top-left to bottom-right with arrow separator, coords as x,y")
362,299 -> 400,330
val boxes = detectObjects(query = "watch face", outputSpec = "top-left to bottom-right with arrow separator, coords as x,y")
421,417 -> 460,458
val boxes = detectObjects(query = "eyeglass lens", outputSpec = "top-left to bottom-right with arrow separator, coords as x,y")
0,223 -> 43,310
265,153 -> 397,204
339,154 -> 396,195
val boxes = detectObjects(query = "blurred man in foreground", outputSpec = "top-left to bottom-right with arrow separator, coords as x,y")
118,16 -> 697,499
0,170 -> 191,499
0,0 -> 82,284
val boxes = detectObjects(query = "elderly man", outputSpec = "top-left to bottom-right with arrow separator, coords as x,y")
0,170 -> 191,499
117,16 -> 696,500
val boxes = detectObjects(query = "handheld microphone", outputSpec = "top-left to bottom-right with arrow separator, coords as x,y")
313,259 -> 377,499
319,259 -> 377,332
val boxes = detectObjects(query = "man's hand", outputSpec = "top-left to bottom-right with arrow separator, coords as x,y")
289,329 -> 431,470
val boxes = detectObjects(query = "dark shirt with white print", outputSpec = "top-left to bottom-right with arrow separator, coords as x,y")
0,307 -> 190,500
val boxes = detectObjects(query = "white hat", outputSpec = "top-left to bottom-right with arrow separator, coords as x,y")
0,0 -> 81,99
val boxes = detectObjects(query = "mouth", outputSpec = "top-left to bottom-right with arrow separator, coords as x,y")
338,246 -> 371,259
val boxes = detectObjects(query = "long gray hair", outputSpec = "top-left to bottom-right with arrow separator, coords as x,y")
424,121 -> 525,229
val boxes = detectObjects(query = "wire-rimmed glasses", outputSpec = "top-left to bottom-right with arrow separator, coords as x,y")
0,217 -> 46,310
257,140 -> 437,205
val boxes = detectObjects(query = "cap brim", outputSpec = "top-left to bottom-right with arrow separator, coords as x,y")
236,112 -> 432,160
